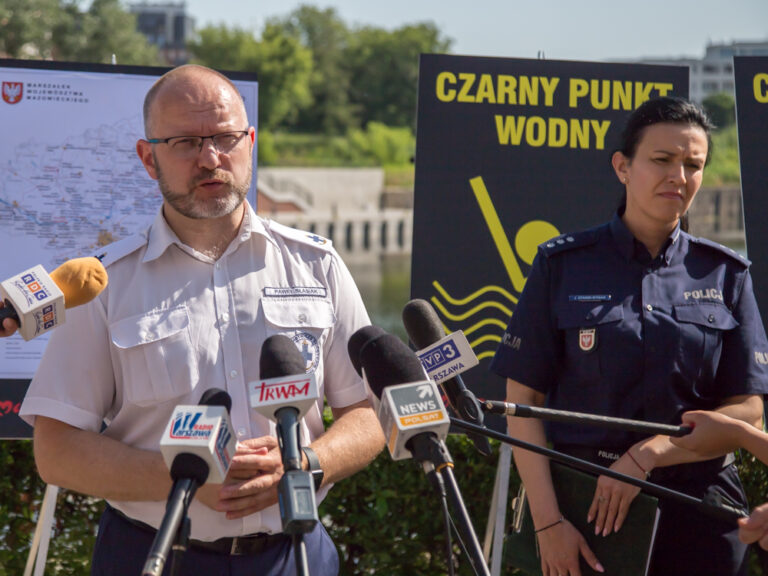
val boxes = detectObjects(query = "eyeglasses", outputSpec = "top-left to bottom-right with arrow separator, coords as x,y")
146,130 -> 250,158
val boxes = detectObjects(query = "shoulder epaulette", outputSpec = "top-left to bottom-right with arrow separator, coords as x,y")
266,219 -> 333,251
688,234 -> 750,267
539,228 -> 600,258
91,229 -> 149,268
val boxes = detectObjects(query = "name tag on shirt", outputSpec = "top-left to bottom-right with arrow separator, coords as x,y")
264,286 -> 328,298
568,294 -> 612,302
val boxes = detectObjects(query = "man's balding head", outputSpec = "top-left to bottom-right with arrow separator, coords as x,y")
142,65 -> 247,137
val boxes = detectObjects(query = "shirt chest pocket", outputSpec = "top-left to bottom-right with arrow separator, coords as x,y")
261,298 -> 335,373
557,303 -> 624,382
673,303 -> 738,392
110,306 -> 198,407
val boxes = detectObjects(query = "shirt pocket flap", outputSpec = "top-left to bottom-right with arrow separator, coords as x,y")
110,306 -> 190,349
262,298 -> 335,330
673,303 -> 739,330
557,303 -> 624,330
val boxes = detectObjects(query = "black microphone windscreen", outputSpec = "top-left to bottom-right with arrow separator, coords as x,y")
260,334 -> 306,379
347,325 -> 387,376
170,453 -> 210,484
359,333 -> 426,399
199,387 -> 232,413
402,299 -> 446,349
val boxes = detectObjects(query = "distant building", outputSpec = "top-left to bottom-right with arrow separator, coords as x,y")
631,39 -> 768,103
129,2 -> 196,66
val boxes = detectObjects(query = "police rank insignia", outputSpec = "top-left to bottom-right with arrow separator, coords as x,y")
579,328 -> 597,352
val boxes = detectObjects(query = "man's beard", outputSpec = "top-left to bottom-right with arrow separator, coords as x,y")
155,158 -> 252,220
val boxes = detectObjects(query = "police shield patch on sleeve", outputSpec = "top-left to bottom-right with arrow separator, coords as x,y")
579,328 -> 597,352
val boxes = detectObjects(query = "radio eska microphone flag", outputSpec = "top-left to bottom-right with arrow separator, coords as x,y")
0,256 -> 108,341
158,390 -> 236,484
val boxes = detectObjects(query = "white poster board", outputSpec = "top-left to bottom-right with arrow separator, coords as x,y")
0,60 -> 259,380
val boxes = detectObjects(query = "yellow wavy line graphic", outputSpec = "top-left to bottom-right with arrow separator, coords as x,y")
430,296 -> 513,322
476,351 -> 497,361
432,280 -> 518,306
470,334 -> 502,347
470,176 -> 527,293
460,317 -> 509,337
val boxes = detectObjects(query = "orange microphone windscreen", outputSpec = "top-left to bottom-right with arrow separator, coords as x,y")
50,257 -> 109,309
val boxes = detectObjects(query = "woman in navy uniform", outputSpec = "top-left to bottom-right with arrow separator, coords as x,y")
491,97 -> 768,576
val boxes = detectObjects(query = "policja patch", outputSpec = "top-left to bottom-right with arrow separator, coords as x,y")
579,328 -> 597,352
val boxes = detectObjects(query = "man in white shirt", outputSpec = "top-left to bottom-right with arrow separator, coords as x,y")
21,64 -> 385,575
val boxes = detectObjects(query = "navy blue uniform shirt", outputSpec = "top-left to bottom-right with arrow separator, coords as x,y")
491,213 -> 768,449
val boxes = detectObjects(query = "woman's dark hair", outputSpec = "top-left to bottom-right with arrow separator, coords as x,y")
618,96 -> 715,166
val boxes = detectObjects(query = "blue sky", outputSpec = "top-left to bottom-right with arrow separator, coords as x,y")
183,0 -> 768,62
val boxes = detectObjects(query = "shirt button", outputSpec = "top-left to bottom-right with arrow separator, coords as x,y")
708,314 -> 715,323
298,313 -> 308,323
230,370 -> 238,378
646,304 -> 653,312
221,312 -> 230,322
237,428 -> 246,438
215,262 -> 221,269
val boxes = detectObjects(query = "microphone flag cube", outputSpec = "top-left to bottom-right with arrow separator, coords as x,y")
0,265 -> 65,341
414,330 -> 478,385
377,379 -> 450,461
160,405 -> 236,484
248,373 -> 319,420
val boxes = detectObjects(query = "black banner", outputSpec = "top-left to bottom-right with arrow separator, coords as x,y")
0,380 -> 33,439
735,56 -> 768,327
411,54 -> 688,426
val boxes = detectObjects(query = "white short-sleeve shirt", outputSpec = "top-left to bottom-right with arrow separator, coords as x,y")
20,201 -> 372,540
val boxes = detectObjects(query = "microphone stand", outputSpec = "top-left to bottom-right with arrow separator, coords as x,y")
411,435 -> 491,576
450,418 -> 747,523
275,407 -> 317,576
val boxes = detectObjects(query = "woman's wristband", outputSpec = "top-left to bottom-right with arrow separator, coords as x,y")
627,449 -> 650,478
535,516 -> 564,534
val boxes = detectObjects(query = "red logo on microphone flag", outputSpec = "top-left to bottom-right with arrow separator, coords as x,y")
2,82 -> 23,104
579,328 -> 596,352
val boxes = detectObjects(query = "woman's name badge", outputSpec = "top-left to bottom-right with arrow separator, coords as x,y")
579,328 -> 597,352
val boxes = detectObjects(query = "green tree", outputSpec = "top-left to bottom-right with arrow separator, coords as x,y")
188,24 -> 313,131
273,5 -> 357,134
703,91 -> 736,129
0,0 -> 160,65
345,23 -> 453,129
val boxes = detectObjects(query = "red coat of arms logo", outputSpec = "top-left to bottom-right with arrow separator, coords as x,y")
579,328 -> 596,352
2,82 -> 23,104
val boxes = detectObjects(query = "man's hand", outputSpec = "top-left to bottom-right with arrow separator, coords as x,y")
0,302 -> 18,337
212,436 -> 284,520
670,411 -> 744,458
739,503 -> 768,550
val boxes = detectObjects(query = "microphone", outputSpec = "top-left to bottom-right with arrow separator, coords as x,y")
248,334 -> 319,534
143,388 -> 236,576
352,329 -> 450,461
0,257 -> 108,341
402,299 -> 492,456
349,327 -> 491,576
482,399 -> 694,437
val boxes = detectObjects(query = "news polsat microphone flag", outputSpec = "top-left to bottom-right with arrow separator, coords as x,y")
0,256 -> 108,341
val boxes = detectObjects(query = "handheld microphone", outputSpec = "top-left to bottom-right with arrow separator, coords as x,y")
0,257 -> 108,341
349,327 -> 491,576
402,299 -> 492,456
143,388 -> 236,576
248,334 -> 319,535
350,328 -> 450,461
